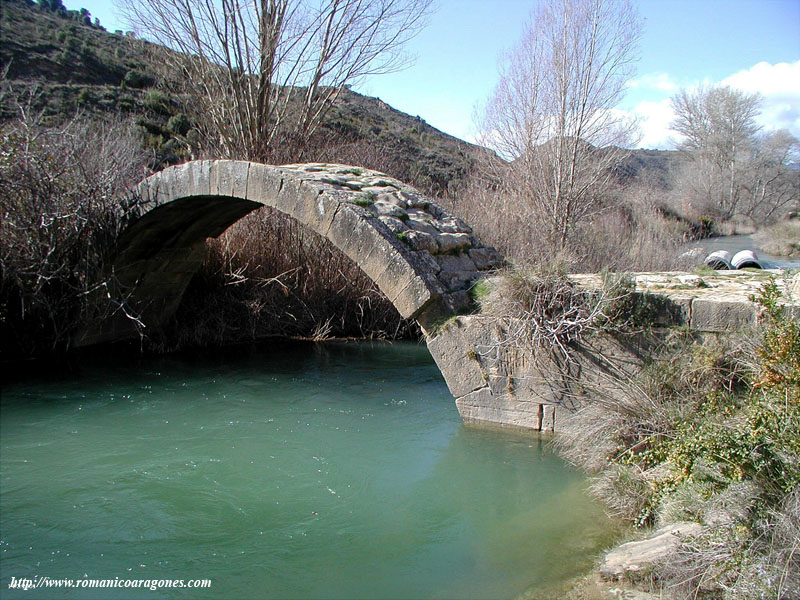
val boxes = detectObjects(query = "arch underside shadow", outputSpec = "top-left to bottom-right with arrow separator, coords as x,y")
81,160 -> 504,346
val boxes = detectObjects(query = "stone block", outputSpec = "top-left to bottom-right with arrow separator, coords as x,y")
641,292 -> 691,326
328,208 -> 382,275
391,273 -> 440,319
246,163 -> 283,206
409,250 -> 441,274
691,298 -> 757,332
289,183 -> 342,238
165,162 -> 191,200
187,160 -> 212,197
228,160 -> 251,198
542,404 -> 557,432
468,247 -> 503,270
405,230 -> 438,253
377,215 -> 408,233
368,200 -> 408,219
455,387 -> 544,429
207,160 -> 225,196
435,216 -> 472,234
407,218 -> 439,236
435,232 -> 472,253
438,270 -> 477,291
272,175 -> 312,221
436,253 -> 476,273
373,246 -> 423,305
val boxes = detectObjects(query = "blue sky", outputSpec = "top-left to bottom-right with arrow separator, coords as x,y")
66,0 -> 800,149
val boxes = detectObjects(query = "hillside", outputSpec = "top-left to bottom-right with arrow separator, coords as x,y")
1,0 -> 489,195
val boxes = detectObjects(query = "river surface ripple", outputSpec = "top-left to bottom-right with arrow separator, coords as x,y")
1,341 -> 617,599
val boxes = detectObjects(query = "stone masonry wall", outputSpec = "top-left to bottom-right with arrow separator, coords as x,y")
425,271 -> 800,432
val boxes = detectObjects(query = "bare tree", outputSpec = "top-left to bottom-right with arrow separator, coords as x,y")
671,85 -> 761,219
743,129 -> 800,221
477,0 -> 642,252
121,0 -> 432,161
671,85 -> 799,222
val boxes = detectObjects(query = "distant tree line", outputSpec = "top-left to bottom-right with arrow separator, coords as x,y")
9,0 -> 106,30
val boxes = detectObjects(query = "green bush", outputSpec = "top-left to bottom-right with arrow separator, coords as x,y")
123,69 -> 154,89
143,88 -> 172,115
64,35 -> 79,51
166,113 -> 191,136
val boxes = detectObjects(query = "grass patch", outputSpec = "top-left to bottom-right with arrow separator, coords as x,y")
351,195 -> 374,207
754,219 -> 800,257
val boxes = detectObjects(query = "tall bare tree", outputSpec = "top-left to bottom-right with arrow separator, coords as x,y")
478,0 -> 642,252
122,0 -> 432,161
671,85 -> 799,221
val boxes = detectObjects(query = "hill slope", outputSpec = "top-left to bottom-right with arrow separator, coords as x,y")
1,0 -> 680,195
1,0 -> 488,194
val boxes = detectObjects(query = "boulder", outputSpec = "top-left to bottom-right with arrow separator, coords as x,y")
600,522 -> 702,580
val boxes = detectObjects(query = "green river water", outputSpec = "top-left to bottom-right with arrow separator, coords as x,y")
1,341 -> 618,599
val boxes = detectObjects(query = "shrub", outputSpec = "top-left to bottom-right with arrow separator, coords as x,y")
123,69 -> 154,89
64,34 -> 80,51
0,109 -> 149,357
555,279 -> 800,598
166,112 -> 191,136
143,88 -> 172,115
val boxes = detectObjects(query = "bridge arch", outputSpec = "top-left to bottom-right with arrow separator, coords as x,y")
97,160 -> 503,344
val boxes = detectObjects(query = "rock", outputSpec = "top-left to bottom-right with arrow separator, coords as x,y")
677,274 -> 704,287
405,230 -> 438,253
679,247 -> 705,262
374,191 -> 410,208
435,232 -> 472,254
436,252 -> 476,273
600,522 -> 702,580
377,215 -> 408,234
435,216 -> 472,234
468,247 -> 503,270
397,190 -> 424,207
407,218 -> 439,236
406,208 -> 433,221
368,200 -> 408,220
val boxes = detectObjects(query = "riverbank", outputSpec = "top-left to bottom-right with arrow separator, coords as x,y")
552,278 -> 799,599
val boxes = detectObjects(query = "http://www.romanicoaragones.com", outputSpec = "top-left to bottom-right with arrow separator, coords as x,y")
7,575 -> 212,592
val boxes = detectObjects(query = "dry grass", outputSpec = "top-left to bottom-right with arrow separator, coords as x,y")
755,219 -> 800,257
159,206 -> 417,351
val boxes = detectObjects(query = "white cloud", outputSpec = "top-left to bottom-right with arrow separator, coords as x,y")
627,72 -> 679,92
622,61 -> 800,150
721,60 -> 800,136
630,99 -> 680,150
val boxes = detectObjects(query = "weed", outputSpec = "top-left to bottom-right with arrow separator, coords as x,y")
352,195 -> 373,207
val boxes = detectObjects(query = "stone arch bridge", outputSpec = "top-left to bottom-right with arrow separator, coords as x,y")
97,160 -> 503,338
86,160 -> 514,424
87,160 -> 793,433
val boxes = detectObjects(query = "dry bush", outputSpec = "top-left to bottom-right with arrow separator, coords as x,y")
0,102 -> 150,356
657,489 -> 799,599
161,206 -> 416,350
452,169 -> 690,273
475,265 -> 648,362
